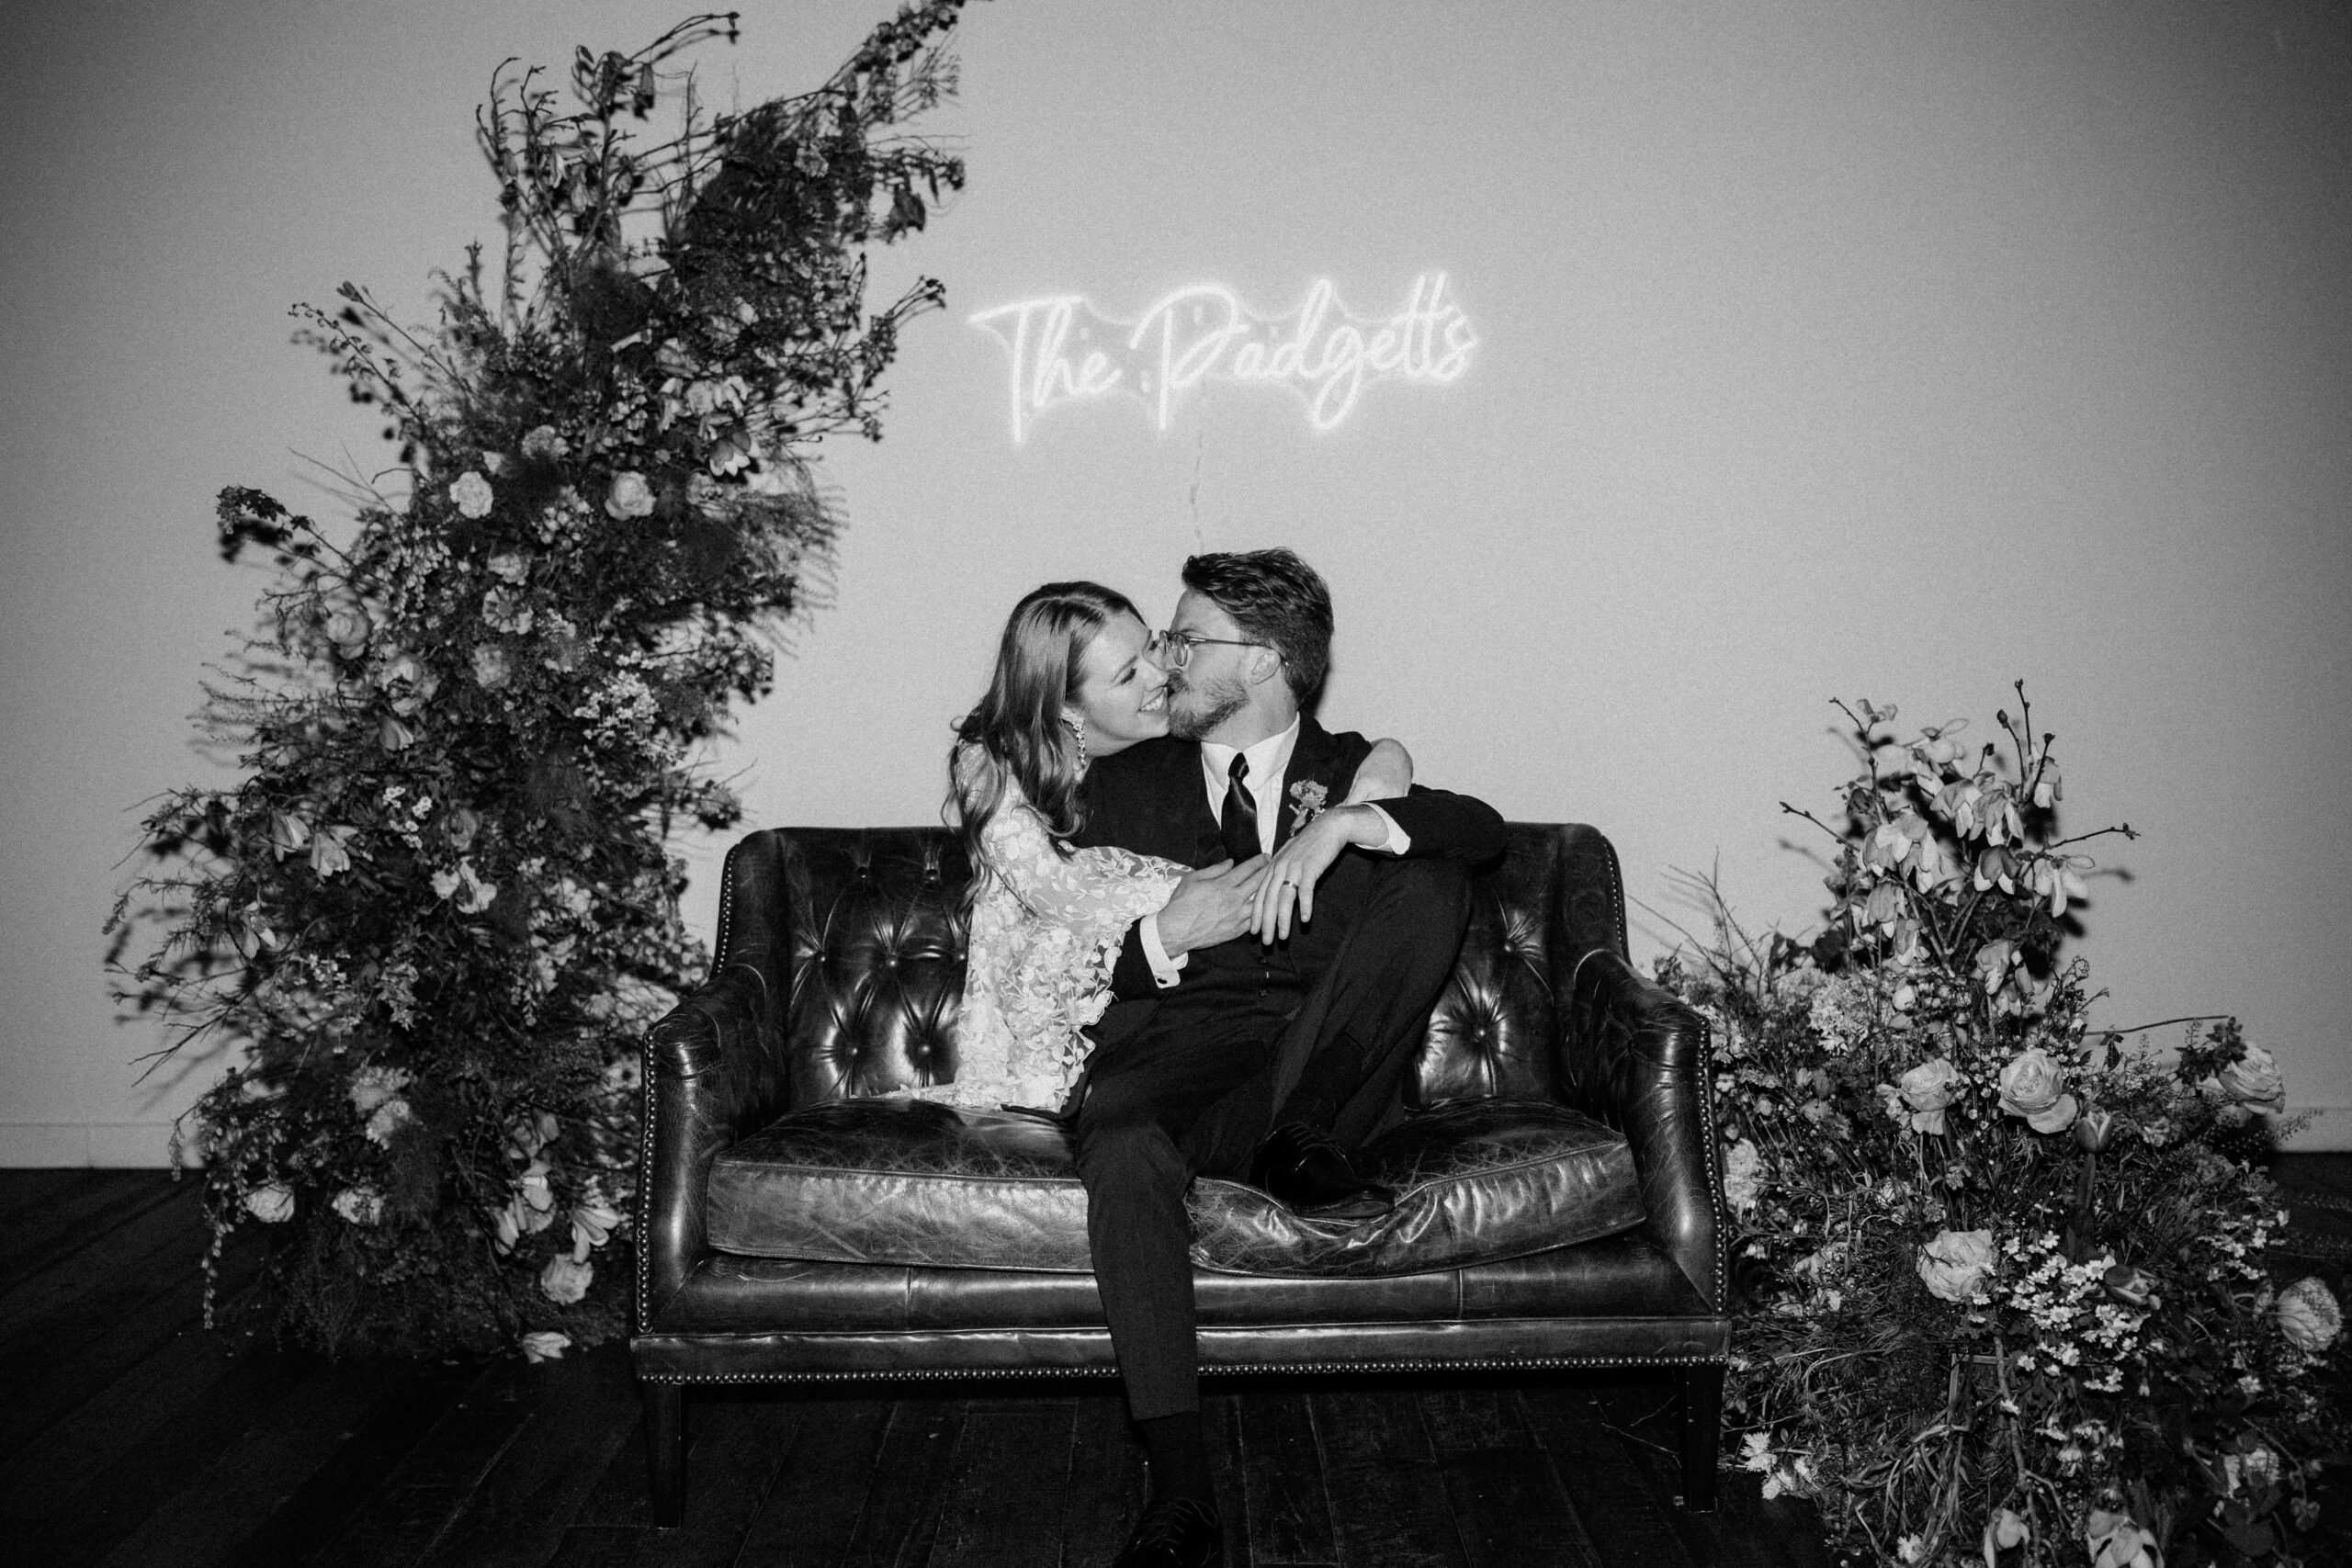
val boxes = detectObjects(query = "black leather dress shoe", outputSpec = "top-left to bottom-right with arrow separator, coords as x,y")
1248,1123 -> 1395,1219
1110,1496 -> 1223,1567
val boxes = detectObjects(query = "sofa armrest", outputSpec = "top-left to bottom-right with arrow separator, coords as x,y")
636,959 -> 789,1329
1565,948 -> 1725,1313
634,831 -> 804,1328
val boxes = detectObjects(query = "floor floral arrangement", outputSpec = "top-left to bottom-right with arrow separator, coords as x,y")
107,5 -> 968,1359
1653,690 -> 2347,1566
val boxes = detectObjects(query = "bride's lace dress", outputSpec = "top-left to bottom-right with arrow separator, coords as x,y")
910,760 -> 1184,1111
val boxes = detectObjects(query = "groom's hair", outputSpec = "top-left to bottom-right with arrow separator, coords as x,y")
1182,548 -> 1332,704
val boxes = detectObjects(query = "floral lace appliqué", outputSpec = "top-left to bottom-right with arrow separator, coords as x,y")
910,773 -> 1182,1111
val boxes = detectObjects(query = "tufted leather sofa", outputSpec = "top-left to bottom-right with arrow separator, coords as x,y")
632,823 -> 1728,1525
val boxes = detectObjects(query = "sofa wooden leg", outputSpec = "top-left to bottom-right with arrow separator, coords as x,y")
1677,1363 -> 1723,1512
644,1382 -> 685,1528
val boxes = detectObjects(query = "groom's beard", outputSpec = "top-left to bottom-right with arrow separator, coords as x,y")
1167,671 -> 1247,740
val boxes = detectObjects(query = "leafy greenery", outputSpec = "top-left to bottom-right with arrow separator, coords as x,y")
1657,691 -> 2346,1567
107,4 -> 969,1358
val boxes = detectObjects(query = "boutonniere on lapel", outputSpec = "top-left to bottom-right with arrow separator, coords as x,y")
1286,780 -> 1329,835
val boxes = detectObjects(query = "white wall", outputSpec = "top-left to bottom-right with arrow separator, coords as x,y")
5,0 -> 2347,1163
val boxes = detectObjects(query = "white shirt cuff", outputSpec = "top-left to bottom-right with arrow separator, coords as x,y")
1362,803 -> 1411,854
1138,913 -> 1188,987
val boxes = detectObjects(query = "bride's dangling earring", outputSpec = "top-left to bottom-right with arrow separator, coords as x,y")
1064,715 -> 1089,772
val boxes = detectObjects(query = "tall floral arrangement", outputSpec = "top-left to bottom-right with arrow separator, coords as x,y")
107,5 -> 969,1358
1655,691 -> 2346,1567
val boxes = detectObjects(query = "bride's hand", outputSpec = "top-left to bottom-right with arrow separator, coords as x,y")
1342,738 -> 1413,805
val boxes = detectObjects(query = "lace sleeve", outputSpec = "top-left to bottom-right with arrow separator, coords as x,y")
978,803 -> 1183,943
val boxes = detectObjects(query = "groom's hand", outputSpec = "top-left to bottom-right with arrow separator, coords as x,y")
1155,855 -> 1269,957
1252,804 -> 1388,942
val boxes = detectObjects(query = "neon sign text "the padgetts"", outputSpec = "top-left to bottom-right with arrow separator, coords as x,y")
967,274 -> 1476,441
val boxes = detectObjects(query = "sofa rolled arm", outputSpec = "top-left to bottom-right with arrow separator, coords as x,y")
1565,947 -> 1725,1312
636,960 -> 787,1329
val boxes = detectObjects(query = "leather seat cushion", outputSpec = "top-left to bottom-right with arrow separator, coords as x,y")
648,1231 -> 1710,1337
703,1097 -> 1645,1278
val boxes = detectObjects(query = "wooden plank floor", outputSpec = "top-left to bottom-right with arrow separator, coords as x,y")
30,1156 -> 2337,1566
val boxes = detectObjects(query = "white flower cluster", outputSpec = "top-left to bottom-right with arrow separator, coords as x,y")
1804,971 -> 1876,1056
349,1064 -> 416,1146
484,1111 -> 628,1311
1994,1232 -> 2149,1387
378,958 -> 420,1030
1721,1138 -> 1763,1213
1738,1432 -> 1817,1499
572,671 -> 661,750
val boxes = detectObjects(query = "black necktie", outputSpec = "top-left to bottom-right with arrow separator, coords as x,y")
1220,753 -> 1260,863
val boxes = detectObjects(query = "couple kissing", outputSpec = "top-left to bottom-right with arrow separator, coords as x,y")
918,547 -> 1506,1567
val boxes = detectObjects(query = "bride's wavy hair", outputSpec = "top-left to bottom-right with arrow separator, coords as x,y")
948,581 -> 1142,887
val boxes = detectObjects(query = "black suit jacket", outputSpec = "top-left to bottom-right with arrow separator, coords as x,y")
1071,716 -> 1506,1010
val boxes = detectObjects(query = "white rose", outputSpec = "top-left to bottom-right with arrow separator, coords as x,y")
2218,1043 -> 2287,1114
471,643 -> 512,690
1996,1048 -> 2079,1134
323,604 -> 372,656
519,424 -> 570,461
243,1182 -> 296,1224
1916,1227 -> 1996,1303
332,1186 -> 385,1225
1894,1057 -> 1962,1135
447,470 -> 495,519
520,1329 -> 572,1362
605,471 -> 656,518
539,1255 -> 594,1304
2277,1276 -> 2342,1352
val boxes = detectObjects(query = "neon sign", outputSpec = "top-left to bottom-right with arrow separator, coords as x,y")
968,273 -> 1476,441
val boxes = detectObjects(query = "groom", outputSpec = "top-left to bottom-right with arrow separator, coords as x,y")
1070,548 -> 1506,1567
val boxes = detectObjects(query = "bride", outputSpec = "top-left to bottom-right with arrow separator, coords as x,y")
913,581 -> 1409,1113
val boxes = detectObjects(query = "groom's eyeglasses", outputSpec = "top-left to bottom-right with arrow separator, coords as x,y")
1150,630 -> 1270,670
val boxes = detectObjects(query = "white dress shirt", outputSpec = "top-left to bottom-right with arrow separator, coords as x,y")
1137,718 -> 1409,985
